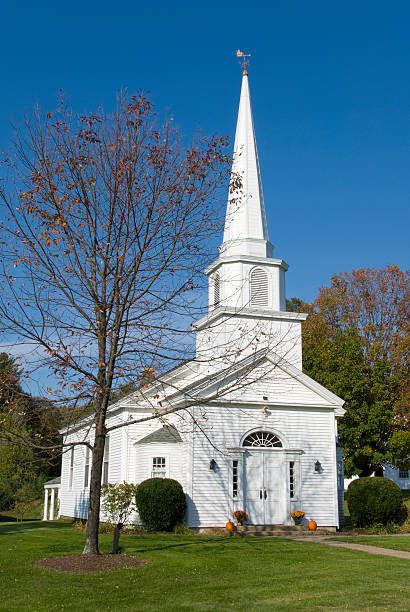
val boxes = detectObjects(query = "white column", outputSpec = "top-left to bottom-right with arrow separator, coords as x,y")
49,488 -> 55,520
57,487 -> 61,518
43,489 -> 49,521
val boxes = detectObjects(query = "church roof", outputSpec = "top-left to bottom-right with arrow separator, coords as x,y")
135,425 -> 182,445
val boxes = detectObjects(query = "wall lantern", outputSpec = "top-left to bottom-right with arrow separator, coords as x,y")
314,460 -> 322,473
209,459 -> 217,471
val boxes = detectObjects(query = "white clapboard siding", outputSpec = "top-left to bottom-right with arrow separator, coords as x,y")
60,429 -> 93,519
59,383 -> 339,527
188,404 -> 338,527
59,412 -> 127,520
134,443 -> 185,486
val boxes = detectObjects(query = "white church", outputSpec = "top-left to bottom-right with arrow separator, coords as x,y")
56,68 -> 346,530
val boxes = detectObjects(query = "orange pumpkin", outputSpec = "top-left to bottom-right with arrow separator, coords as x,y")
225,520 -> 235,533
308,519 -> 317,531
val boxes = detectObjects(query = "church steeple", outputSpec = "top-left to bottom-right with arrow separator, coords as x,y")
195,63 -> 306,370
202,62 -> 289,317
221,71 -> 273,259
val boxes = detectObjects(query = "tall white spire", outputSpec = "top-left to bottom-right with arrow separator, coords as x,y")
221,72 -> 273,258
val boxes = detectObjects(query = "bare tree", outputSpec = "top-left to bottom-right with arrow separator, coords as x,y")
0,93 -> 297,554
0,94 -> 235,553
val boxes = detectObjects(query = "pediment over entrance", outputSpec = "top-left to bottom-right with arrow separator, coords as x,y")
191,351 -> 345,411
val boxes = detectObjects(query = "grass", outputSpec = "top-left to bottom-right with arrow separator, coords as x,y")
0,522 -> 409,611
331,535 -> 410,552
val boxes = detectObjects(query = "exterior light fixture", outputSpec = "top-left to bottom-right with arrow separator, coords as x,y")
209,459 -> 217,471
314,460 -> 322,473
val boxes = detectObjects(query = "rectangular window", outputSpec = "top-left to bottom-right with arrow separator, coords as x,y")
289,461 -> 295,499
102,437 -> 110,485
151,457 -> 166,478
84,446 -> 90,488
232,460 -> 239,498
399,469 -> 409,479
69,446 -> 74,489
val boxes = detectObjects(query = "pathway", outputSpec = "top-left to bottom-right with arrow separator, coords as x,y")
294,536 -> 410,560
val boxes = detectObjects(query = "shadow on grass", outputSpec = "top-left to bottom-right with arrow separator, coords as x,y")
130,536 -> 237,553
0,520 -> 73,535
0,515 -> 42,523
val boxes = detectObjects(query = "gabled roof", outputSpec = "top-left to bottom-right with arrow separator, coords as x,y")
61,347 -> 344,437
126,348 -> 344,412
183,350 -> 345,412
135,426 -> 182,445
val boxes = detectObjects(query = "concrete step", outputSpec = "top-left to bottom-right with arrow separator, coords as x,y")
238,525 -> 334,537
239,525 -> 303,533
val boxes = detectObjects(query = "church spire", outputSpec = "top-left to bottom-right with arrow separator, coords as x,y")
221,67 -> 272,259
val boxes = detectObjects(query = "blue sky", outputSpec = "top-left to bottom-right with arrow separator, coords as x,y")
1,0 -> 409,302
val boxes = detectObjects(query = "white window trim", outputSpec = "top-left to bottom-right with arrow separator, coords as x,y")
102,436 -> 110,485
288,457 -> 300,502
150,454 -> 169,479
213,273 -> 221,308
229,453 -> 244,503
84,446 -> 91,489
69,446 -> 74,490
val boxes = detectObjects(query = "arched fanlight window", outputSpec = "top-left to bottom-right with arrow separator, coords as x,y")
213,273 -> 220,307
242,431 -> 282,448
250,267 -> 269,307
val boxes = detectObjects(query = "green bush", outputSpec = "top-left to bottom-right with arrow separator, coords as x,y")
346,477 -> 408,527
135,478 -> 186,531
0,490 -> 13,512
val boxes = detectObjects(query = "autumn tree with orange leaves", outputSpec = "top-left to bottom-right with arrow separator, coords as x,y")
296,266 -> 409,476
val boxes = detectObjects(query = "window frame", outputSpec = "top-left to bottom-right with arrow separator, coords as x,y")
242,430 -> 283,448
232,459 -> 239,498
150,455 -> 168,478
69,446 -> 75,490
102,436 -> 110,485
84,446 -> 91,488
213,272 -> 221,308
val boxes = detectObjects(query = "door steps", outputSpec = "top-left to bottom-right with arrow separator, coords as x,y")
238,525 -> 335,537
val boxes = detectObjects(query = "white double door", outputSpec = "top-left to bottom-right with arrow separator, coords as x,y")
244,451 -> 287,525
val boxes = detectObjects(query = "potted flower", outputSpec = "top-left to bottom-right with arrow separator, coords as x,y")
291,510 -> 305,526
233,510 -> 249,526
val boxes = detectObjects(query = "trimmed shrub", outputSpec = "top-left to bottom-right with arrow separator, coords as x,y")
346,477 -> 408,527
135,478 -> 186,531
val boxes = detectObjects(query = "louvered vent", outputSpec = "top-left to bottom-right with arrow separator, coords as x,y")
213,273 -> 220,307
250,268 -> 269,307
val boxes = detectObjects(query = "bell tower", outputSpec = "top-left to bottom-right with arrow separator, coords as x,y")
194,58 -> 306,370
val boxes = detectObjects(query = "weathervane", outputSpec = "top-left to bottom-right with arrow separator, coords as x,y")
236,49 -> 251,75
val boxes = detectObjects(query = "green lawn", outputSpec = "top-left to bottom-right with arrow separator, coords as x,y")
0,522 -> 409,611
332,535 -> 410,552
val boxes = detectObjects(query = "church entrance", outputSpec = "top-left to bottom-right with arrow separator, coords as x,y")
244,451 -> 286,524
242,431 -> 287,525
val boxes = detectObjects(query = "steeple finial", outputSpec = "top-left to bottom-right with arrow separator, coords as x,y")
236,49 -> 251,75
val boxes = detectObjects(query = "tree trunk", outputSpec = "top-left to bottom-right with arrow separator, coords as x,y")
82,419 -> 106,555
112,523 -> 123,554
